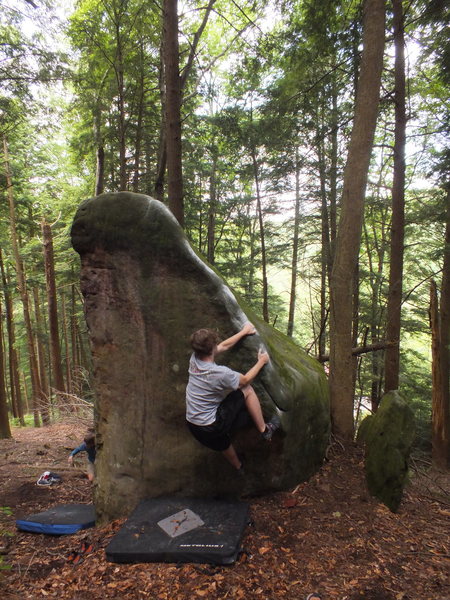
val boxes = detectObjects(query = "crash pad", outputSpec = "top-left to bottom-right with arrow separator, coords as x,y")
105,497 -> 249,565
16,504 -> 96,535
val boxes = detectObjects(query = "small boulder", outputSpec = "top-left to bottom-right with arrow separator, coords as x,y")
363,391 -> 415,512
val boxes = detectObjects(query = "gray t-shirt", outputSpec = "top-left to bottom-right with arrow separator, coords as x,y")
186,354 -> 241,426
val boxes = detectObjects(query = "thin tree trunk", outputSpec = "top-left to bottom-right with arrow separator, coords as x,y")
20,367 -> 30,414
207,149 -> 218,265
115,12 -> 127,190
0,250 -> 23,423
430,280 -> 449,467
95,145 -> 105,196
61,291 -> 72,399
384,0 -> 406,392
431,189 -> 450,468
94,107 -> 105,196
318,135 -> 331,355
440,190 -> 450,466
70,284 -> 79,395
329,75 -> 338,261
32,287 -> 50,425
133,45 -> 146,193
251,148 -> 269,323
0,294 -> 12,438
42,221 -> 66,395
3,135 -> 42,426
163,0 -> 184,225
154,40 -> 167,201
363,217 -> 387,412
287,149 -> 301,337
247,213 -> 256,302
329,0 -> 385,440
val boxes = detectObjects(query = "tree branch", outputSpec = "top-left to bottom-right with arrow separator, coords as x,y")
318,341 -> 398,363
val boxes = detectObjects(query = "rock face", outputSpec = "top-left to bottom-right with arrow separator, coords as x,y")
71,192 -> 330,521
361,391 -> 415,512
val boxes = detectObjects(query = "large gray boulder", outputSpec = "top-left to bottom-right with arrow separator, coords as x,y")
71,192 -> 330,522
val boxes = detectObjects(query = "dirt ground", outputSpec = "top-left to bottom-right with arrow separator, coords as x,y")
0,424 -> 449,600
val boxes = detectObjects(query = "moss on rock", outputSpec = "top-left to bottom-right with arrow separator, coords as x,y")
71,192 -> 330,521
363,391 -> 415,512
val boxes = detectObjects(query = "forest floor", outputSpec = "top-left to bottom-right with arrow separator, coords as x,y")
0,424 -> 449,600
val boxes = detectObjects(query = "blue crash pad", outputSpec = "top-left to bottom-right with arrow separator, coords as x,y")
16,504 -> 96,535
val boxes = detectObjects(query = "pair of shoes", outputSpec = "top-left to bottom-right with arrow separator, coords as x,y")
261,414 -> 281,441
36,471 -> 62,486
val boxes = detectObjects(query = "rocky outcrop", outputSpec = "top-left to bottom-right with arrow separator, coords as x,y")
71,192 -> 330,521
360,391 -> 415,512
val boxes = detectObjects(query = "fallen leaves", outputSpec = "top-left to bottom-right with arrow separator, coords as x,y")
1,425 -> 450,600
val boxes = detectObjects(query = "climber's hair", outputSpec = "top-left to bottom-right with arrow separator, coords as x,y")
190,329 -> 220,358
84,432 -> 95,447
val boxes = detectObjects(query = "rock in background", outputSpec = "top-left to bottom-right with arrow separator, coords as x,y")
71,192 -> 330,521
360,390 -> 415,512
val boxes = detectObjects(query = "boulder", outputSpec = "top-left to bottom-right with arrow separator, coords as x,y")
71,192 -> 330,521
363,391 -> 415,512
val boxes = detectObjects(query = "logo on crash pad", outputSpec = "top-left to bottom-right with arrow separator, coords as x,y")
157,509 -> 204,538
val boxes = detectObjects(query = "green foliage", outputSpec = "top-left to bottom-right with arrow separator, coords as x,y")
10,413 -> 36,428
0,0 -> 448,453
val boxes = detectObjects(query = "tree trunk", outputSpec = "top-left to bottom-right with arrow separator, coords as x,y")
440,190 -> 450,466
60,291 -> 73,407
115,12 -> 127,191
94,107 -> 105,196
42,221 -> 66,396
33,287 -> 50,424
154,40 -> 167,201
70,283 -> 79,394
430,280 -> 449,467
163,0 -> 184,225
3,135 -> 42,426
431,189 -> 450,468
329,0 -> 385,440
0,294 -> 12,438
251,147 -> 269,323
133,45 -> 146,193
0,250 -> 24,423
207,148 -> 218,265
287,149 -> 301,337
329,74 -> 338,261
384,0 -> 406,392
95,145 -> 105,196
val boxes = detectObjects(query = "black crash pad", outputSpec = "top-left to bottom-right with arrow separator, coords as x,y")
105,497 -> 249,565
16,504 -> 96,535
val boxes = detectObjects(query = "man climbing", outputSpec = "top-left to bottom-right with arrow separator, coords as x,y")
185,322 -> 280,471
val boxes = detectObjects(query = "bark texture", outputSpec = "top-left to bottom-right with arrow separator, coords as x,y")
329,0 -> 385,440
71,192 -> 330,522
384,0 -> 406,392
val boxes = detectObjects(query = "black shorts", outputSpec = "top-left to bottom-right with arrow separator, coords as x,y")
187,389 -> 250,452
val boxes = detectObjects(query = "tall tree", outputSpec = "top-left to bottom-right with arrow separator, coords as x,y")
287,148 -> 302,337
42,220 -> 66,396
384,0 -> 406,393
329,0 -> 386,439
431,190 -> 450,468
0,250 -> 24,424
0,293 -> 12,438
3,135 -> 43,426
163,0 -> 184,225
